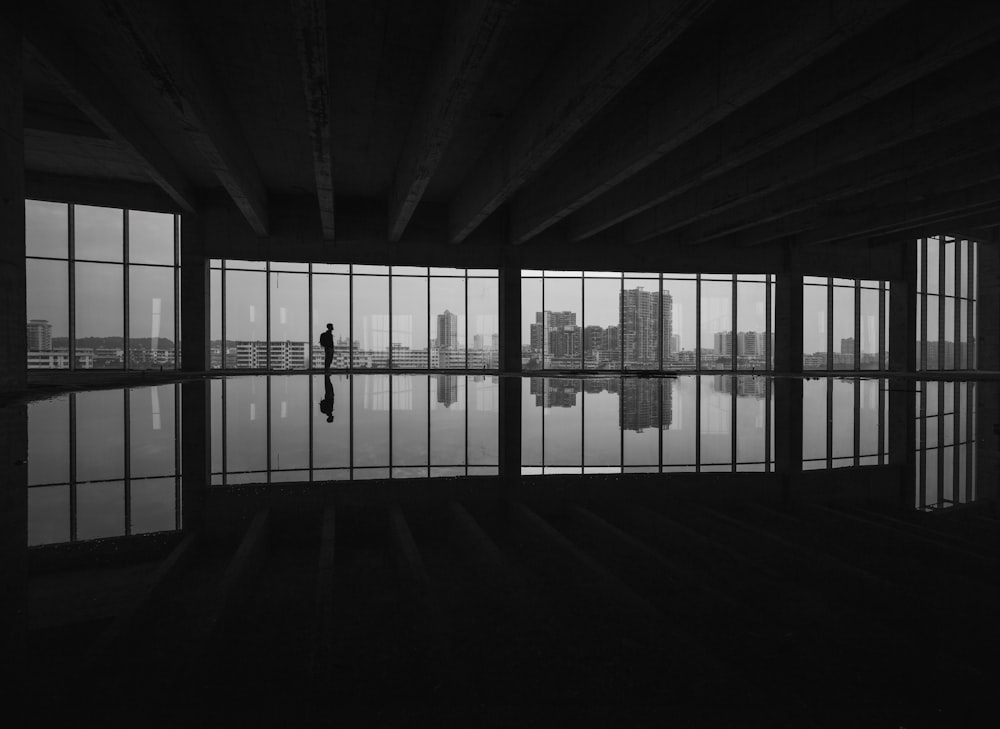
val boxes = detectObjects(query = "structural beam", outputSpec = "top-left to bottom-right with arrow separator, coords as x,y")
448,0 -> 716,244
569,5 -> 1000,243
508,0 -> 908,245
389,0 -> 516,243
23,23 -> 197,214
292,0 -> 335,241
102,0 -> 269,235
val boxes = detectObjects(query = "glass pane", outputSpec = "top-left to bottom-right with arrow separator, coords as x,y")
701,377 -> 732,466
542,378 -> 582,467
75,205 -> 123,262
76,390 -> 125,481
522,378 -> 543,466
585,379 -> 622,467
859,288 -> 879,370
925,237 -> 940,295
583,277 -> 621,369
960,239 -> 969,298
431,277 -> 465,368
944,239 -> 955,296
943,297 -> 955,369
353,275 -> 389,368
430,375 -> 464,466
312,274 -> 349,369
225,270 -> 266,369
467,375 -> 498,466
468,278 -> 498,369
226,377 -> 268,480
270,272 -> 310,369
832,285 -> 854,370
130,385 -> 176,478
26,259 -> 69,368
130,477 -> 177,535
210,268 -> 222,368
430,267 -> 464,276
312,263 -> 350,273
313,374 -> 350,468
77,481 -> 126,540
128,210 -> 174,265
735,377 -> 768,468
736,282 -> 767,370
29,397 -> 70,485
354,375 -> 390,469
28,485 -> 70,546
271,376 -> 310,474
76,262 -> 124,368
700,279 -> 731,371
803,283 -> 827,370
26,200 -> 68,258
622,379 -> 660,468
522,277 -> 544,370
662,378 -> 696,467
393,375 -> 429,470
129,265 -> 176,369
392,277 -> 428,368
831,380 -> 855,459
623,278 -> 664,370
227,260 -> 266,270
211,379 -> 223,479
858,380 -> 882,458
665,279 -> 696,370
925,295 -> 940,369
270,261 -> 309,272
392,266 -> 427,275
543,277 -> 582,369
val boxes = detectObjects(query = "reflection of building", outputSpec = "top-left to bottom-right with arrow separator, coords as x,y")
713,374 -> 769,398
530,377 -> 579,408
26,319 -> 52,350
620,379 -> 673,431
435,375 -> 459,407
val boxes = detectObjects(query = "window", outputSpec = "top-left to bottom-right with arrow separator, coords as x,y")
803,277 -> 889,370
917,236 -> 977,370
25,201 -> 180,370
211,262 -> 499,370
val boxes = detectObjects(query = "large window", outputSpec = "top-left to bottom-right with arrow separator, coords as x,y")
25,201 -> 180,370
803,277 -> 889,371
211,262 -> 498,370
521,374 -> 774,473
917,236 -> 977,370
522,271 -> 774,371
27,385 -> 181,545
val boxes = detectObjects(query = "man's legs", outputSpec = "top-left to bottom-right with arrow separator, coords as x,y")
324,347 -> 333,371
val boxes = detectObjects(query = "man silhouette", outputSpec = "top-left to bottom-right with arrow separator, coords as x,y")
319,375 -> 335,422
319,322 -> 334,372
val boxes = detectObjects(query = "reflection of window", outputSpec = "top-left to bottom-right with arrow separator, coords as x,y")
917,236 -> 977,370
210,374 -> 499,483
25,200 -> 179,370
211,263 -> 499,371
522,375 -> 773,473
915,381 -> 975,509
27,386 -> 181,546
522,272 -> 774,371
803,278 -> 889,371
801,378 -> 887,470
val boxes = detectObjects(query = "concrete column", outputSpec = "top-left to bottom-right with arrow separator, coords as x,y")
773,378 -> 802,503
0,403 -> 28,664
887,376 -> 917,511
498,246 -> 521,481
0,8 -> 25,393
180,213 -> 210,371
888,239 -> 917,373
181,380 -> 211,532
774,273 -> 803,374
975,231 -> 999,507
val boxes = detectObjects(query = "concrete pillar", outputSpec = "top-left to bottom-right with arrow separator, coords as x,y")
498,246 -> 521,481
181,380 -> 211,532
975,231 -> 999,507
888,239 -> 917,373
0,403 -> 27,664
0,7 -> 25,393
180,213 -> 209,371
774,273 -> 803,373
773,379 -> 802,503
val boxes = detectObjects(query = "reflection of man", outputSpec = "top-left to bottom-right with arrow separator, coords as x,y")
319,322 -> 335,372
319,375 -> 335,422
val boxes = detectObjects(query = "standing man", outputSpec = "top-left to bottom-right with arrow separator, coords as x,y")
320,322 -> 335,372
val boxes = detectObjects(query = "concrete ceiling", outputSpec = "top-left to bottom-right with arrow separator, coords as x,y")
20,0 -> 1000,249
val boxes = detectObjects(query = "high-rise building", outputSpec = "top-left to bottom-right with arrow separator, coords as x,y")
26,319 -> 52,351
437,310 -> 458,350
841,337 -> 855,354
621,287 -> 672,365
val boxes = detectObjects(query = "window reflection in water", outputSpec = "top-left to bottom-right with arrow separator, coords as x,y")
522,375 -> 775,473
802,378 -> 887,469
916,380 -> 976,510
27,385 -> 181,546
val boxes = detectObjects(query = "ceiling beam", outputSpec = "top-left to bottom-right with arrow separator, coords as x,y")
291,0 -> 335,241
388,0 -> 517,243
447,0 -> 717,244
23,26 -> 197,213
570,4 -> 1000,244
101,0 -> 269,235
507,0 -> 909,245
629,66 -> 1000,247
26,171 -> 182,213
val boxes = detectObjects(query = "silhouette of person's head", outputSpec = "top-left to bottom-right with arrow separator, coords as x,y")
326,322 -> 333,331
